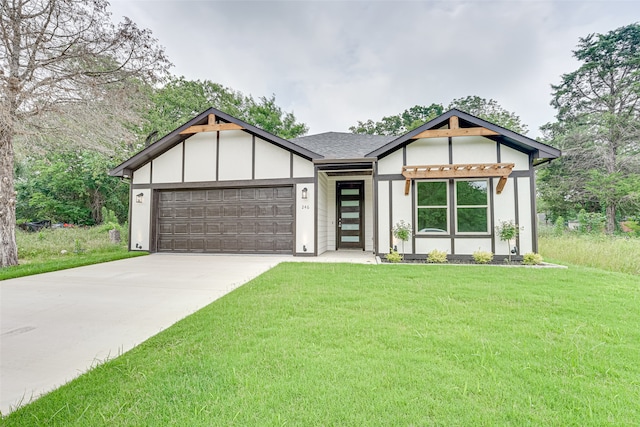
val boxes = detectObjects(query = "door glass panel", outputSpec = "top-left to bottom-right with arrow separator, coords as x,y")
342,212 -> 359,218
342,200 -> 359,207
341,236 -> 359,242
342,224 -> 359,230
341,189 -> 359,195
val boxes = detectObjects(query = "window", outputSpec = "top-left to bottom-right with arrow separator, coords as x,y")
416,179 -> 490,235
416,181 -> 448,233
455,180 -> 489,233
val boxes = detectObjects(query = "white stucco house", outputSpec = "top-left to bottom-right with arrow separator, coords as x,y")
109,107 -> 560,260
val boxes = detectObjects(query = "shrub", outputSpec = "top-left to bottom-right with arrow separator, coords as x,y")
577,209 -> 605,234
392,221 -> 412,255
554,216 -> 565,237
385,249 -> 403,263
522,252 -> 544,265
426,249 -> 448,263
496,220 -> 520,263
472,250 -> 494,264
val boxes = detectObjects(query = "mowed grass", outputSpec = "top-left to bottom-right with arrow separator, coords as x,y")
3,263 -> 639,425
540,233 -> 640,275
1,227 -> 146,280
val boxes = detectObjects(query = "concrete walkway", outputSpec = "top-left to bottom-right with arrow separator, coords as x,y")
0,254 -> 287,414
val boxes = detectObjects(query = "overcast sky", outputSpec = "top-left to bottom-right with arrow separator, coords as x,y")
108,0 -> 640,138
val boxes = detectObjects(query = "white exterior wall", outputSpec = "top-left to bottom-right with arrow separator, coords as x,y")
493,177 -> 517,255
406,137 -> 449,165
517,177 -> 533,254
293,155 -> 314,178
317,173 -> 328,254
501,146 -> 530,171
152,143 -> 183,183
451,136 -> 497,164
377,181 -> 390,253
130,188 -> 151,251
390,180 -> 413,254
132,163 -> 151,184
218,130 -> 252,181
184,133 -> 216,182
455,238 -> 492,254
296,183 -> 315,254
255,138 -> 290,179
415,238 -> 451,255
378,149 -> 404,175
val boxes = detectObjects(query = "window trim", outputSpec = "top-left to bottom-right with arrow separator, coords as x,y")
414,178 -> 491,236
454,179 -> 490,235
415,179 -> 450,235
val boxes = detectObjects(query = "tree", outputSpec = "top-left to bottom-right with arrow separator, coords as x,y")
349,97 -> 526,135
0,0 -> 170,267
15,150 -> 130,225
544,23 -> 640,233
349,104 -> 443,135
447,96 -> 528,134
140,77 -> 308,143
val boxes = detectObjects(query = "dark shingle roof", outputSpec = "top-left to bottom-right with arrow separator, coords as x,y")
292,132 -> 396,159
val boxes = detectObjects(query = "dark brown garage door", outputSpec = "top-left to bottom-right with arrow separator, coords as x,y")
157,187 -> 294,253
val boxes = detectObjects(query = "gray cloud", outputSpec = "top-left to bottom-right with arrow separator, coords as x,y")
109,0 -> 640,138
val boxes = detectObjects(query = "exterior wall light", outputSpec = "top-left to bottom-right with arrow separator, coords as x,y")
136,193 -> 144,204
301,187 -> 308,200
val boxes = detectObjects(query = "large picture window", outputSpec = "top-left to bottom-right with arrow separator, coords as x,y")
455,180 -> 489,233
416,179 -> 489,234
416,181 -> 448,233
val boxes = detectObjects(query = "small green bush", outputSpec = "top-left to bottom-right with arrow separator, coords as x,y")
426,249 -> 448,263
472,250 -> 494,264
522,252 -> 544,265
385,249 -> 403,263
554,216 -> 565,236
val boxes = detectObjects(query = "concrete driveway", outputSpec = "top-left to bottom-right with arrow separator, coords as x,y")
0,254 -> 287,414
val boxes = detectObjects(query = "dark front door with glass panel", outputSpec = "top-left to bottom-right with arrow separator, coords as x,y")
336,181 -> 364,249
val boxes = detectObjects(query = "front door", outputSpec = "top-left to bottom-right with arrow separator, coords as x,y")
336,181 -> 364,249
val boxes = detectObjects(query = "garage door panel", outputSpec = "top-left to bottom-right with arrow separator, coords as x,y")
224,206 -> 238,217
191,191 -> 205,202
275,204 -> 293,217
223,189 -> 240,201
206,190 -> 222,201
190,207 -> 204,218
175,192 -> 190,202
174,208 -> 189,218
206,223 -> 221,234
190,223 -> 204,234
240,205 -> 257,217
206,206 -> 221,217
158,186 -> 294,254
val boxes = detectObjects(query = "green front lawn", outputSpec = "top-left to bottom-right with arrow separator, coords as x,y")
3,263 -> 639,425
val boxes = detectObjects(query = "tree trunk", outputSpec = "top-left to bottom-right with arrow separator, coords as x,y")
0,124 -> 18,267
605,204 -> 616,235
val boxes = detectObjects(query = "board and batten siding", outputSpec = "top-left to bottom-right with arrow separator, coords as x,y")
376,135 -> 534,256
128,129 -> 315,252
317,173 -> 329,254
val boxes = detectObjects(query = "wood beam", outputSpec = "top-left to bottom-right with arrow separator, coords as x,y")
179,122 -> 244,134
404,179 -> 411,195
402,163 -> 514,180
496,176 -> 508,194
411,127 -> 499,139
449,116 -> 459,129
208,114 -> 216,125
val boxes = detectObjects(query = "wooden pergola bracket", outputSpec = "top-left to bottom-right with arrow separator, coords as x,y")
411,116 -> 498,139
401,162 -> 515,195
180,114 -> 244,134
